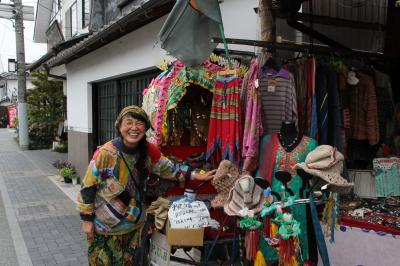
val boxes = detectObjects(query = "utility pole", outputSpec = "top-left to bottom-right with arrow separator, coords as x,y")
14,0 -> 29,150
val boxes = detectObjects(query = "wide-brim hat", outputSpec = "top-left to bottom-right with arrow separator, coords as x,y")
295,145 -> 353,193
211,160 -> 240,208
224,175 -> 264,217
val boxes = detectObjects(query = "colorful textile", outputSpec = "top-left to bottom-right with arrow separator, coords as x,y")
256,135 -> 317,261
343,73 -> 380,145
259,68 -> 298,134
206,76 -> 242,165
257,133 -> 279,184
142,61 -> 185,145
242,58 -> 263,159
78,138 -> 188,235
88,230 -> 140,266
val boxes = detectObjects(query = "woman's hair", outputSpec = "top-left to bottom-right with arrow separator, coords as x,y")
135,136 -> 149,181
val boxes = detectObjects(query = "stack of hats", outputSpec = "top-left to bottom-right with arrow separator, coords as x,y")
211,160 -> 240,208
224,175 -> 264,217
295,145 -> 354,193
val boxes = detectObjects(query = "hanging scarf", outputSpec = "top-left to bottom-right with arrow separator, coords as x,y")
258,133 -> 279,184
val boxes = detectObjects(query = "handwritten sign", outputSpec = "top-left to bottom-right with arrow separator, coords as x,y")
149,232 -> 170,266
168,199 -> 211,229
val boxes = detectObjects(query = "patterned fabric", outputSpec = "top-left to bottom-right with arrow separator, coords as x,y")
256,135 -> 317,261
142,61 -> 185,145
344,73 -> 380,145
88,230 -> 140,266
242,58 -> 263,158
78,139 -> 188,235
258,68 -> 298,134
206,76 -> 242,165
143,60 -> 222,146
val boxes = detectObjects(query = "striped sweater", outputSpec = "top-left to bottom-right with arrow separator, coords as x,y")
259,68 -> 298,134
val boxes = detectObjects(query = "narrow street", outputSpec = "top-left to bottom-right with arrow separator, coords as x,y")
0,129 -> 87,266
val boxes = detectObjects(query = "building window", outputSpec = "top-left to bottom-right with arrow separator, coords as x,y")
65,2 -> 77,38
50,0 -> 62,25
82,0 -> 90,28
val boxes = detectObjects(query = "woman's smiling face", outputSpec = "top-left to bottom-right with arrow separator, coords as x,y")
119,115 -> 146,148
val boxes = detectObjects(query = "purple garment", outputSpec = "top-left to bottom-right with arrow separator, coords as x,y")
242,58 -> 263,158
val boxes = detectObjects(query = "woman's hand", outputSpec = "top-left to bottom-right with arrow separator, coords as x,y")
194,169 -> 216,181
82,221 -> 94,241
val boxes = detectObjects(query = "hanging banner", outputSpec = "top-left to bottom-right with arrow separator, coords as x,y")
7,104 -> 17,128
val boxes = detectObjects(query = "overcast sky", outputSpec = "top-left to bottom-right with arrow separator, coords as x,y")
0,0 -> 47,73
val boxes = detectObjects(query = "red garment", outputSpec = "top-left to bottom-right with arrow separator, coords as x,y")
258,133 -> 279,184
206,77 -> 242,166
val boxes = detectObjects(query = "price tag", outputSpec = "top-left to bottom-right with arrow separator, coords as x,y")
267,79 -> 276,92
254,79 -> 259,89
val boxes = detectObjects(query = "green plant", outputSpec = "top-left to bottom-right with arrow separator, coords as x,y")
27,72 -> 65,149
54,142 -> 68,153
59,167 -> 74,178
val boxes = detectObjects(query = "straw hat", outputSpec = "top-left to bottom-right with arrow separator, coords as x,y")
224,175 -> 264,217
211,160 -> 240,208
295,145 -> 353,193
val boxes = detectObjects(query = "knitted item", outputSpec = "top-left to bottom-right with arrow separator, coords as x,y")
211,160 -> 240,208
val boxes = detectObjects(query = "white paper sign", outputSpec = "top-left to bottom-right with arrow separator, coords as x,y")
168,199 -> 211,229
149,232 -> 171,266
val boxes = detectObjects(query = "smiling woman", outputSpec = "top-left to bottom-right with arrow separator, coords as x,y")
78,105 -> 216,265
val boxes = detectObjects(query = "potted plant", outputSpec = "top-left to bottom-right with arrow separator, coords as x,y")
59,167 -> 74,183
70,172 -> 80,185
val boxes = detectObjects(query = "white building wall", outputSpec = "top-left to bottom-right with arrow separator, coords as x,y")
66,0 -> 259,133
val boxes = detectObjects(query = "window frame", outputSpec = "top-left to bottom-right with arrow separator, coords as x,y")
82,0 -> 90,28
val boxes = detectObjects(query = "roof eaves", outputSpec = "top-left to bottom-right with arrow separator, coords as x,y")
47,0 -> 174,68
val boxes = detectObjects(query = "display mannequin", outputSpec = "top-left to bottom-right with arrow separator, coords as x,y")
278,121 -> 303,152
256,123 -> 317,262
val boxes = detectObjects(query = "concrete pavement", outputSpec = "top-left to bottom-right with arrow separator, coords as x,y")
0,129 -> 87,266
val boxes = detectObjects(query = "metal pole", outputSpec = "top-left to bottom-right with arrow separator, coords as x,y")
14,0 -> 29,150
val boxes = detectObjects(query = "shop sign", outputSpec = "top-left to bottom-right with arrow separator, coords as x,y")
149,231 -> 170,266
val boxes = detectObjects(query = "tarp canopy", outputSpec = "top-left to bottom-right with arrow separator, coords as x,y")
159,0 -> 222,66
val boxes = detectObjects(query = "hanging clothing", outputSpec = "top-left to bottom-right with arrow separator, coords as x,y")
315,64 -> 329,145
289,58 -> 308,134
259,68 -> 298,134
256,134 -> 317,261
343,73 -> 380,146
307,57 -> 318,140
326,66 -> 345,153
206,76 -> 242,165
373,69 -> 394,141
242,58 -> 263,159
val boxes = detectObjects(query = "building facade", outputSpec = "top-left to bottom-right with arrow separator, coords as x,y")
33,0 -> 260,175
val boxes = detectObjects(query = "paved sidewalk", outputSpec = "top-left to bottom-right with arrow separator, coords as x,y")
0,129 -> 87,266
